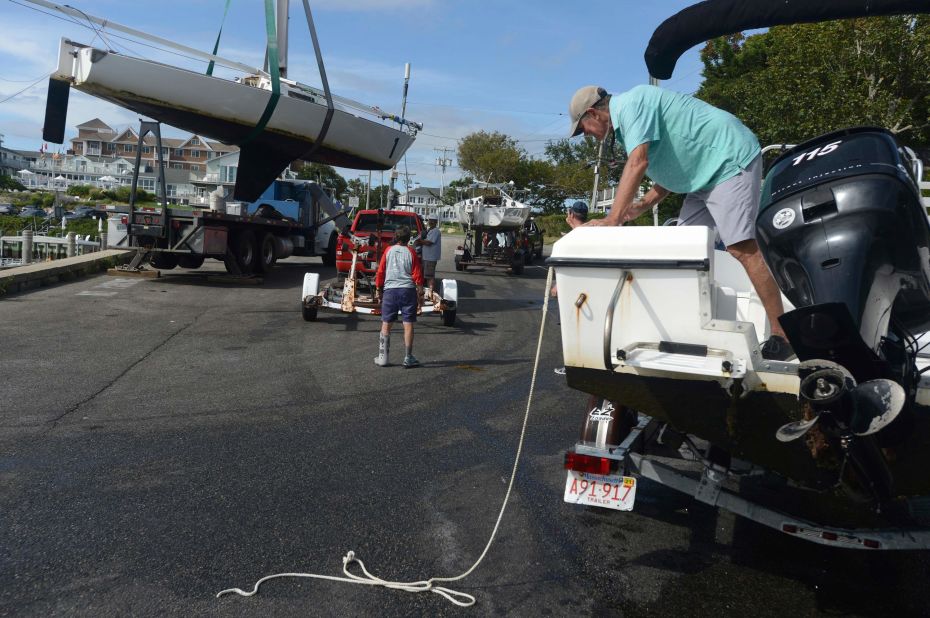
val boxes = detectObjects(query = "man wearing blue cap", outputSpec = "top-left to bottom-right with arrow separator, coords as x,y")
567,201 -> 588,229
567,84 -> 792,360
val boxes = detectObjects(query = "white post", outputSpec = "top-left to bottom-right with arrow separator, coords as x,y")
66,232 -> 76,257
22,229 -> 33,264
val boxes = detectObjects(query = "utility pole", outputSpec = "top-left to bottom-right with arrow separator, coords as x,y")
388,63 -> 411,210
434,147 -> 454,198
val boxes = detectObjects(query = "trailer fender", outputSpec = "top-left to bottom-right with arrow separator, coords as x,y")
302,272 -> 320,301
441,278 -> 458,305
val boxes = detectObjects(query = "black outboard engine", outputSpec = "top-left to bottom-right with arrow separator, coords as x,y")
759,128 -> 930,508
758,127 -> 930,382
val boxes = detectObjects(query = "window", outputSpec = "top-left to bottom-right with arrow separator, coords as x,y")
220,166 -> 237,183
191,150 -> 201,158
161,147 -> 168,156
190,137 -> 200,145
174,148 -> 184,156
190,165 -> 200,172
123,144 -> 133,153
107,143 -> 115,152
140,178 -> 155,191
142,146 -> 151,154
172,163 -> 183,169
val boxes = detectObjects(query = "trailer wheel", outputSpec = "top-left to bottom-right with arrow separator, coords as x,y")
256,232 -> 277,273
178,255 -> 205,269
150,252 -> 178,270
302,305 -> 318,321
442,309 -> 456,327
234,230 -> 258,274
511,259 -> 524,275
322,232 -> 337,266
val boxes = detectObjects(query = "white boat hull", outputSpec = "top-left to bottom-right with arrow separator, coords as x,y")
50,39 -> 415,199
454,196 -> 530,230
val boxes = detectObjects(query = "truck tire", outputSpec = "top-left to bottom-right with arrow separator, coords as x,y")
178,255 -> 205,269
322,232 -> 337,266
442,309 -> 456,327
234,230 -> 258,274
256,232 -> 277,273
150,252 -> 178,270
302,305 -> 318,321
511,258 -> 524,275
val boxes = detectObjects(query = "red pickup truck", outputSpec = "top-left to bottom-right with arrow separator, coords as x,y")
335,209 -> 425,277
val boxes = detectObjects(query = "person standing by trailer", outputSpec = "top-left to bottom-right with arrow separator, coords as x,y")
374,225 -> 424,368
567,84 -> 793,360
416,213 -> 442,291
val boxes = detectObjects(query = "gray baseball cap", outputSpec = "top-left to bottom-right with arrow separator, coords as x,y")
568,85 -> 607,137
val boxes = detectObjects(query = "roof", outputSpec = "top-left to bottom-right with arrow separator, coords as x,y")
402,186 -> 441,197
75,118 -> 114,131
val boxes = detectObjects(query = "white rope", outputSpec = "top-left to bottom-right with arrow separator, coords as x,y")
217,267 -> 556,608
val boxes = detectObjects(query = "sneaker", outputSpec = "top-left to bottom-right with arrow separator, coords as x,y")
761,335 -> 795,361
403,354 -> 421,368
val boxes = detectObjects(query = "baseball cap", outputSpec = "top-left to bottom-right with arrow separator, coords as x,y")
568,85 -> 607,137
569,201 -> 588,216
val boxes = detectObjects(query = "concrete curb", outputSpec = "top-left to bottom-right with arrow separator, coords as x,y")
0,250 -> 133,297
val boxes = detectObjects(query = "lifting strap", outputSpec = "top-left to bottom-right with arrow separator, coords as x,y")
242,0 -> 282,145
205,0 -> 233,76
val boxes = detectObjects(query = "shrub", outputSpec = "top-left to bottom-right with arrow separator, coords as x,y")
0,175 -> 25,191
67,185 -> 92,198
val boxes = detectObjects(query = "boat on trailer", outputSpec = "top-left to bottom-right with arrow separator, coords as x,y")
29,0 -> 420,202
453,192 -> 531,231
555,0 -> 930,547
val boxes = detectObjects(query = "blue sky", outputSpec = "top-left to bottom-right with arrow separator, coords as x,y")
1,0 -> 708,189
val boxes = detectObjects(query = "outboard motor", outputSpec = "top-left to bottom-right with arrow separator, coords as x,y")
758,127 -> 930,382
760,128 -> 930,507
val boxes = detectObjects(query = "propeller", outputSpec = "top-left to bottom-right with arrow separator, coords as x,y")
775,360 -> 906,442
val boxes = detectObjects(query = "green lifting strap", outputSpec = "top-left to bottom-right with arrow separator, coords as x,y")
205,0 -> 232,77
242,0 -> 281,145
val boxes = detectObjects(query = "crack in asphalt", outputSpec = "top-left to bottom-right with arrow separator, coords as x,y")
45,317 -> 203,431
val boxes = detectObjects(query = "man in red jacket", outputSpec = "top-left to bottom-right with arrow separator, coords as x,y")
374,225 -> 424,368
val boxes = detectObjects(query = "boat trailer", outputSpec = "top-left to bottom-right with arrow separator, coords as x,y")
564,406 -> 930,550
301,235 -> 458,325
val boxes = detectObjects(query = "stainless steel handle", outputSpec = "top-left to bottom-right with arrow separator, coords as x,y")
603,271 -> 628,370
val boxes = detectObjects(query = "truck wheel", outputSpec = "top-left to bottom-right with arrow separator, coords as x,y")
442,309 -> 456,327
256,232 -> 277,273
302,305 -> 318,322
322,232 -> 337,266
511,259 -> 524,275
178,255 -> 205,269
150,252 -> 178,270
234,230 -> 258,274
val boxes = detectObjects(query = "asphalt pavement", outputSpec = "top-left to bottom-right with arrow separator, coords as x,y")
2,237 -> 930,617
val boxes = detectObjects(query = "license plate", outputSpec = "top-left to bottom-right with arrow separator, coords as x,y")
563,470 -> 636,511
454,249 -> 464,256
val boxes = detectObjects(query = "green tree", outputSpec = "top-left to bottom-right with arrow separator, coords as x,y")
457,131 -> 524,184
296,162 -> 347,199
696,16 -> 930,146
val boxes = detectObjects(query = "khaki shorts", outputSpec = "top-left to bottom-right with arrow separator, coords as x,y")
677,154 -> 762,247
423,260 -> 437,279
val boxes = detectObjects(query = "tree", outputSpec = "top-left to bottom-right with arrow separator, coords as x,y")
696,16 -> 930,147
457,131 -> 524,184
295,162 -> 347,199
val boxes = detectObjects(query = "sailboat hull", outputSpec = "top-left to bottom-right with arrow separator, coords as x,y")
51,39 -> 415,199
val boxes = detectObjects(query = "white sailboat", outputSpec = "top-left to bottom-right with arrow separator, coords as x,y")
29,0 -> 420,201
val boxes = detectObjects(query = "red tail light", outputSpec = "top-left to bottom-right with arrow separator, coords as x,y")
120,216 -> 128,225
863,539 -> 881,549
564,451 -> 614,475
821,531 -> 838,541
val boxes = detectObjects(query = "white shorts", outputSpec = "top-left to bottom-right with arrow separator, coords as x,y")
677,154 -> 762,248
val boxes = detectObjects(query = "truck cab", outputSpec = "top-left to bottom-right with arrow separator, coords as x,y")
336,209 -> 425,277
245,179 -> 340,264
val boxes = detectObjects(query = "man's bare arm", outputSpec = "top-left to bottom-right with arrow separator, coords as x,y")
588,142 -> 650,226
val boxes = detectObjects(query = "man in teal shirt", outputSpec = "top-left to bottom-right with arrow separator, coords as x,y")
567,84 -> 791,360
